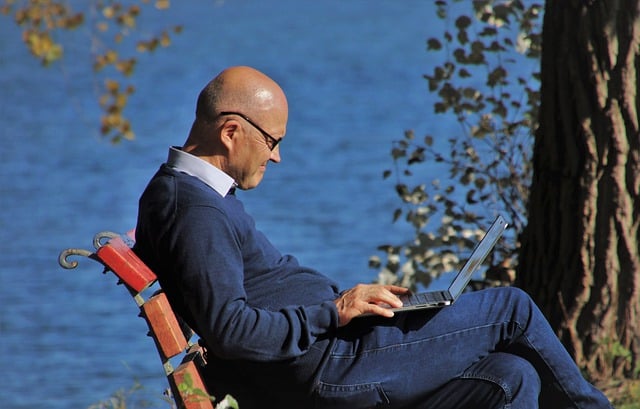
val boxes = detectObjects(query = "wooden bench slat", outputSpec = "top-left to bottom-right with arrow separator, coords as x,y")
170,353 -> 215,409
142,291 -> 189,360
95,236 -> 157,293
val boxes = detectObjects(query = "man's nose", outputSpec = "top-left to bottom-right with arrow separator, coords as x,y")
269,145 -> 281,163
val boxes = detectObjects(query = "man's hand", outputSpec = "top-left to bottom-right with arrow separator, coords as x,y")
334,284 -> 410,326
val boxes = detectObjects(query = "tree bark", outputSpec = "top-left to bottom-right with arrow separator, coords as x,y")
518,0 -> 640,383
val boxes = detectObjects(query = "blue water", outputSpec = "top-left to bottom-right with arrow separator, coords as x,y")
0,1 -> 471,407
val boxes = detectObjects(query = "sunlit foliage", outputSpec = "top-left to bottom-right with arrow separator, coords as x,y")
1,0 -> 182,142
371,0 -> 543,290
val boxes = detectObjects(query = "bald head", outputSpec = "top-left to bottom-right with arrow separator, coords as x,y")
183,66 -> 288,189
184,67 -> 288,153
194,66 -> 288,125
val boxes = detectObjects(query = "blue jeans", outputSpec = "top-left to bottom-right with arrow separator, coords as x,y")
311,287 -> 612,409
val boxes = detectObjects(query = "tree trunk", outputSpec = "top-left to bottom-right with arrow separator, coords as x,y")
518,0 -> 640,384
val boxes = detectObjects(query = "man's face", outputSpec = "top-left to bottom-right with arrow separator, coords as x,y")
227,111 -> 286,190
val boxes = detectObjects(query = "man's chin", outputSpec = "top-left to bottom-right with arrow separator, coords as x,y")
238,176 -> 264,191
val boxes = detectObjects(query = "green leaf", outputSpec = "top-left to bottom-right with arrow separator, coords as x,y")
424,135 -> 434,146
427,38 -> 442,50
455,15 -> 472,29
458,68 -> 472,78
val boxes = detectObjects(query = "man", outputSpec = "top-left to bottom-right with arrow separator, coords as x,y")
134,66 -> 612,408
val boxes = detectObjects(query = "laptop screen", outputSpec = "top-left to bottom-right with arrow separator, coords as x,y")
448,215 -> 508,299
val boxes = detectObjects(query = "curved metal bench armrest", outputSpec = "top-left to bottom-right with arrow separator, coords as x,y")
58,230 -> 124,269
58,248 -> 98,269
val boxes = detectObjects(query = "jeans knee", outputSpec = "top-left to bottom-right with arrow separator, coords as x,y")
462,352 -> 541,405
498,286 -> 533,307
494,286 -> 538,324
504,353 -> 541,395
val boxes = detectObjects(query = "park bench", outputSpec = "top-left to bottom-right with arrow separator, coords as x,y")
58,231 -> 220,409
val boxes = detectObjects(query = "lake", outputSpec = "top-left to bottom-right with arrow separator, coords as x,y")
0,1 -> 491,407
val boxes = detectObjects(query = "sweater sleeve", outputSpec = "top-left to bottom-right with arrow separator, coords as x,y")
170,204 -> 339,362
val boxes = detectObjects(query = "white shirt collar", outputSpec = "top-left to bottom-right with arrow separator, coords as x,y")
166,146 -> 236,197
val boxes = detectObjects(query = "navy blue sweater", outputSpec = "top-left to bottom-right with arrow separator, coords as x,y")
135,165 -> 341,363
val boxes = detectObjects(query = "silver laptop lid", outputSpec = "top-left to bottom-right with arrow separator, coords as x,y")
448,215 -> 508,299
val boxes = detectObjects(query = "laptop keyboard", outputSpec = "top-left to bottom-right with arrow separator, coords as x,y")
403,291 -> 449,306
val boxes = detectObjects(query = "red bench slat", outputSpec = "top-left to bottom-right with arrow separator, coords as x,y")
96,236 -> 157,293
171,354 -> 215,409
142,292 -> 189,360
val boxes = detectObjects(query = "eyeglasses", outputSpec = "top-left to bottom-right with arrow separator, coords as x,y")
219,111 -> 282,151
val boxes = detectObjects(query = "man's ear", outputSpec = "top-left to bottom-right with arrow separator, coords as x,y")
220,120 -> 241,150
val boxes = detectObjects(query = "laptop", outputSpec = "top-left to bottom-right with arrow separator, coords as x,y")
390,214 -> 508,313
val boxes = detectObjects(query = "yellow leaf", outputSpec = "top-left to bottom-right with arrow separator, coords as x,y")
43,43 -> 63,65
105,49 -> 118,63
115,92 -> 128,108
103,113 -> 119,127
122,128 -> 135,140
15,9 -> 27,24
160,32 -> 170,47
145,38 -> 159,51
1,5 -> 13,16
103,6 -> 114,19
65,13 -> 84,29
115,58 -> 136,76
155,0 -> 170,10
120,13 -> 135,28
99,94 -> 110,107
105,79 -> 119,93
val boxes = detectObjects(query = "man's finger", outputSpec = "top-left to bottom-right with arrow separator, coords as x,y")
364,303 -> 396,318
